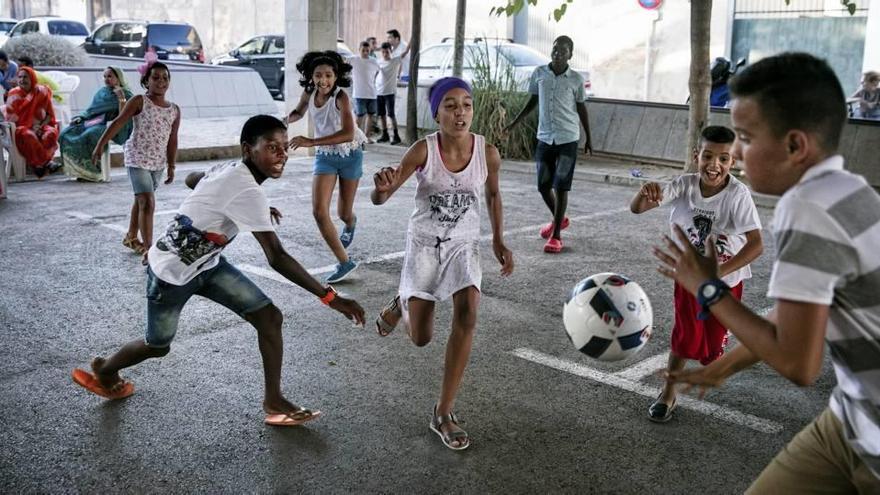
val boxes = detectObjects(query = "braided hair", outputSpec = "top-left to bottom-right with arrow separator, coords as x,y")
295,50 -> 352,93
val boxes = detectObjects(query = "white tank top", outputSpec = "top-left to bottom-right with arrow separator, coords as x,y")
307,87 -> 367,156
408,132 -> 488,241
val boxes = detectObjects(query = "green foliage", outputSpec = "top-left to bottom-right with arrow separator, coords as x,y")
489,0 -> 573,22
4,33 -> 89,67
468,41 -> 537,160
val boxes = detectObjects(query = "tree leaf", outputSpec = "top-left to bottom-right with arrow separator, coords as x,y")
847,3 -> 857,14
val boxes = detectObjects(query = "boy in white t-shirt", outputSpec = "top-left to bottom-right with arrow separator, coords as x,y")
375,41 -> 410,145
71,115 -> 365,427
630,125 -> 764,423
348,42 -> 380,142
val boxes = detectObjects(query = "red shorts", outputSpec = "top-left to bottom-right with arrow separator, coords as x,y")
671,281 -> 743,365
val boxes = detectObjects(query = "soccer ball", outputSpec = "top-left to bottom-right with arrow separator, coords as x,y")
563,273 -> 653,362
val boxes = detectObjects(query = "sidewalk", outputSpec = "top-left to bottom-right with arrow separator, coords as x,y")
12,106 -> 778,207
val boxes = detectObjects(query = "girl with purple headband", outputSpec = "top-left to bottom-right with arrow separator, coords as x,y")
371,77 -> 514,451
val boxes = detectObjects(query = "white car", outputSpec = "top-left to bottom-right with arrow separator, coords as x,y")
0,16 -> 90,48
413,38 -> 592,95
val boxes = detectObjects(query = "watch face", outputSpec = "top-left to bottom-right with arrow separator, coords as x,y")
701,284 -> 718,299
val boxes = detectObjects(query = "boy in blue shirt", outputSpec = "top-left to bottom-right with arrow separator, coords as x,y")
505,35 -> 592,253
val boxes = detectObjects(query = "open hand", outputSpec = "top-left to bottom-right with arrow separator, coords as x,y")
652,225 -> 719,295
664,364 -> 727,400
493,240 -> 514,276
269,207 -> 283,225
329,296 -> 366,326
287,135 -> 313,150
639,182 -> 664,204
164,167 -> 175,184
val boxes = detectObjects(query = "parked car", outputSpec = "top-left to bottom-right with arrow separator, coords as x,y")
82,20 -> 205,63
212,36 -> 354,99
0,16 -> 89,48
0,18 -> 18,35
414,38 -> 592,95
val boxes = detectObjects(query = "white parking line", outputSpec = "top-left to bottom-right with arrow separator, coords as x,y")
511,347 -> 783,435
615,353 -> 668,381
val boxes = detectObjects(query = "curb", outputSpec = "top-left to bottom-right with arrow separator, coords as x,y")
108,145 -> 241,167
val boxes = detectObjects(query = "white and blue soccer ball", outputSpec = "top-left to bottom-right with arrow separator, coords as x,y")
563,273 -> 653,362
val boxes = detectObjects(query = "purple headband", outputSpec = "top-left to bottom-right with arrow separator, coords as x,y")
429,77 -> 472,118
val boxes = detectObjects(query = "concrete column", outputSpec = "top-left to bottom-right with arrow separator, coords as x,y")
864,4 -> 880,74
284,0 -> 338,147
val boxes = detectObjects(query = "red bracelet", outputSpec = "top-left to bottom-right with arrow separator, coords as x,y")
320,285 -> 337,305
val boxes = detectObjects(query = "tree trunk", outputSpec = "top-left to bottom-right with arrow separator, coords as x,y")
406,0 -> 423,144
452,0 -> 467,77
686,0 -> 713,173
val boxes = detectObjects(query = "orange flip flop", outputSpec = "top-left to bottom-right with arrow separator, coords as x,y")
264,408 -> 322,427
71,368 -> 135,400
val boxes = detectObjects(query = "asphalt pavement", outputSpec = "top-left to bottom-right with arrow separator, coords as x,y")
0,146 -> 834,494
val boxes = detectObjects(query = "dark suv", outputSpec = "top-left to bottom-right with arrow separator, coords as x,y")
212,35 -> 354,98
83,20 -> 205,63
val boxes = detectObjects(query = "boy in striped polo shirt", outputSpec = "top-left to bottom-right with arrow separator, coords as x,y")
657,52 -> 880,492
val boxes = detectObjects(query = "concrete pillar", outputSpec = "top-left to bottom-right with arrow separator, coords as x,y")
284,0 -> 338,146
864,4 -> 880,74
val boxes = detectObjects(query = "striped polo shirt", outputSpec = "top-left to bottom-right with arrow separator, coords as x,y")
767,155 -> 880,477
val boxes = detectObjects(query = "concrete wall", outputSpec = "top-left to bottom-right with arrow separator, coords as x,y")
49,56 -> 278,118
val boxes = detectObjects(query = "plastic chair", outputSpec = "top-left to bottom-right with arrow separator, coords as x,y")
41,71 -> 80,127
0,121 -> 26,181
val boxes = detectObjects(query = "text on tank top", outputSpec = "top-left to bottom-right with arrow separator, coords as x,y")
408,132 -> 488,240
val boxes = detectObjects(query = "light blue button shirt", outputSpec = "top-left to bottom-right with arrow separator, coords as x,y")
528,64 -> 586,145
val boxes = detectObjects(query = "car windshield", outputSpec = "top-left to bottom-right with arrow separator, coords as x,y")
496,44 -> 549,67
0,22 -> 16,33
48,20 -> 89,36
148,24 -> 201,49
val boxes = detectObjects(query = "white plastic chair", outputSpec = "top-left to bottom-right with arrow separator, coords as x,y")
41,71 -> 80,127
0,121 -> 26,182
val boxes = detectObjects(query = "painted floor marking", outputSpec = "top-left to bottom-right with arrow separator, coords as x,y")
510,347 -> 783,435
70,206 -> 631,284
614,353 -> 668,381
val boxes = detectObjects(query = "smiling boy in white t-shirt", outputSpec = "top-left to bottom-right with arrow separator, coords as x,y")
630,125 -> 764,423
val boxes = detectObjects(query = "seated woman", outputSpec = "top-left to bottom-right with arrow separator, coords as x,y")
60,66 -> 133,181
3,66 -> 59,178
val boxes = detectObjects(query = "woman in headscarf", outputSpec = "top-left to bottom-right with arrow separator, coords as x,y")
59,66 -> 133,181
3,66 -> 59,178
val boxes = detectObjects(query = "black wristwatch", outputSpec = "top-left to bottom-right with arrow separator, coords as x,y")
697,279 -> 729,320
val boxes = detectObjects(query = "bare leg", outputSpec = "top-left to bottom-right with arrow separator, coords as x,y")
539,188 -> 556,216
242,304 -> 302,412
406,297 -> 436,347
127,200 -> 140,241
135,192 -> 156,248
551,189 -> 569,240
312,174 -> 349,263
437,286 -> 480,447
336,177 -> 359,230
659,352 -> 687,405
93,339 -> 170,389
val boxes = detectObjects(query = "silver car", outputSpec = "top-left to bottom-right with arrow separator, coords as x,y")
412,38 -> 592,95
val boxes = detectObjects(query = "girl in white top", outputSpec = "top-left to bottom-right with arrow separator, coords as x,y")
287,51 -> 368,284
94,62 -> 180,263
372,77 -> 514,451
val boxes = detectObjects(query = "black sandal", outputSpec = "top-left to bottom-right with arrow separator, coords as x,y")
429,404 -> 470,451
648,395 -> 677,423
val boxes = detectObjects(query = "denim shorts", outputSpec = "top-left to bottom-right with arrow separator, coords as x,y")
144,257 -> 272,348
354,98 -> 377,116
128,166 -> 163,195
535,140 -> 579,192
314,148 -> 363,180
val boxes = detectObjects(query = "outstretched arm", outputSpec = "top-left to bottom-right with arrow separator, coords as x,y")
289,91 -> 356,149
484,144 -> 514,276
630,182 -> 664,214
92,95 -> 143,164
286,90 -> 311,124
371,139 -> 427,205
504,94 -> 538,131
252,231 -> 365,325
